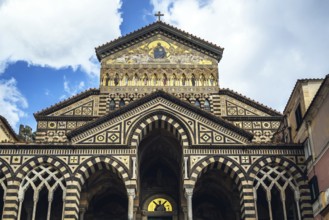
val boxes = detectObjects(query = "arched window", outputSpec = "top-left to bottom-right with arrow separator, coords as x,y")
209,74 -> 215,86
114,73 -> 119,86
182,74 -> 186,86
163,74 -> 167,86
109,99 -> 115,110
18,164 -> 66,220
253,164 -> 300,220
106,74 -> 111,86
191,74 -> 196,86
119,99 -> 125,107
152,74 -> 157,86
204,99 -> 211,111
143,74 -> 148,86
195,99 -> 201,108
124,73 -> 129,86
200,74 -> 205,86
133,74 -> 139,86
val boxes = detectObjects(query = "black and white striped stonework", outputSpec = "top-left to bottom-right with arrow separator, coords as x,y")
128,112 -> 190,147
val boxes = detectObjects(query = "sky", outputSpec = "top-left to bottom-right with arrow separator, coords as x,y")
0,0 -> 328,132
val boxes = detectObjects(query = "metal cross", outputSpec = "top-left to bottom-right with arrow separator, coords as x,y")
155,11 -> 164,21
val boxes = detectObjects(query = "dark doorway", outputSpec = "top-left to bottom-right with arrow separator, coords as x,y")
193,165 -> 241,220
81,168 -> 128,220
138,126 -> 182,218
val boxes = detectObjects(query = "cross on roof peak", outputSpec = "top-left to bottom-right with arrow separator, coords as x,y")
154,11 -> 164,21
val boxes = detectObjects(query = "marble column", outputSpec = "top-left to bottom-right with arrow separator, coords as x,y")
185,188 -> 193,220
79,208 -> 86,220
127,189 -> 136,220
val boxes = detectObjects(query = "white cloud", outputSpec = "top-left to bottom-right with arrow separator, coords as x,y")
60,75 -> 85,100
0,0 -> 123,76
0,78 -> 28,129
150,0 -> 329,111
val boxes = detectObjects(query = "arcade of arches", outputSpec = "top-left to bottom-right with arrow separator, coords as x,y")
0,20 -> 313,220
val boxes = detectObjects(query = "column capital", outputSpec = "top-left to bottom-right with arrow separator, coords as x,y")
127,188 -> 136,198
185,187 -> 193,198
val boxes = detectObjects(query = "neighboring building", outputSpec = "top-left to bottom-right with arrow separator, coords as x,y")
0,115 -> 19,143
0,21 -> 314,220
18,124 -> 34,142
282,75 -> 329,220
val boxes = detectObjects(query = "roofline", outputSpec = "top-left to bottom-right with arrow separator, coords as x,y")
283,78 -> 324,113
0,143 -> 303,150
303,74 -> 329,121
219,89 -> 282,116
95,21 -> 224,62
67,90 -> 253,140
0,115 -> 19,141
223,116 -> 283,121
34,89 -> 100,117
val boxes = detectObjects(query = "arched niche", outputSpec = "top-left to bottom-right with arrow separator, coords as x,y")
137,123 -> 184,220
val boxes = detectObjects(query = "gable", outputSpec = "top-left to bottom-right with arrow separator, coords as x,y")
218,89 -> 282,117
34,89 -> 100,117
0,116 -> 18,143
96,21 -> 223,62
68,91 -> 253,146
103,34 -> 217,66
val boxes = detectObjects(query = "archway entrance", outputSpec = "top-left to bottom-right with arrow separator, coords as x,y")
138,127 -> 183,220
193,165 -> 241,220
79,168 -> 128,220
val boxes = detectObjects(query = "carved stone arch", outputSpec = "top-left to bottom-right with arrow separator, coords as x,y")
127,110 -> 192,147
0,158 -> 13,181
15,156 -> 69,220
15,156 -> 71,183
74,156 -> 133,189
248,156 -> 306,187
187,156 -> 249,219
249,156 -> 313,220
188,155 -> 246,190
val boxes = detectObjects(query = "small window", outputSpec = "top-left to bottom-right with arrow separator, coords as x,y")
303,138 -> 312,161
309,176 -> 319,202
119,99 -> 125,107
109,99 -> 115,110
295,104 -> 303,128
204,99 -> 211,111
195,99 -> 201,108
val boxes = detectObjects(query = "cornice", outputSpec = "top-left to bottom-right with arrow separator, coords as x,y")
219,89 -> 282,116
67,90 -> 253,141
95,21 -> 224,62
34,89 -> 100,118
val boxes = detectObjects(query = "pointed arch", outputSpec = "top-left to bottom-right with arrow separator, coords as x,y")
15,156 -> 71,182
66,156 -> 133,220
188,156 -> 249,219
249,156 -> 313,220
15,157 -> 70,220
2,157 -> 70,220
73,156 -> 132,188
127,111 -> 191,147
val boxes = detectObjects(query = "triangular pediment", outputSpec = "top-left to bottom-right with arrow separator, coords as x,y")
219,89 -> 282,117
34,89 -> 100,118
96,21 -> 223,63
0,115 -> 19,142
67,91 -> 253,146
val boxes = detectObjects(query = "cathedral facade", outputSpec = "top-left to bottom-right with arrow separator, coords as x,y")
0,21 -> 313,220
